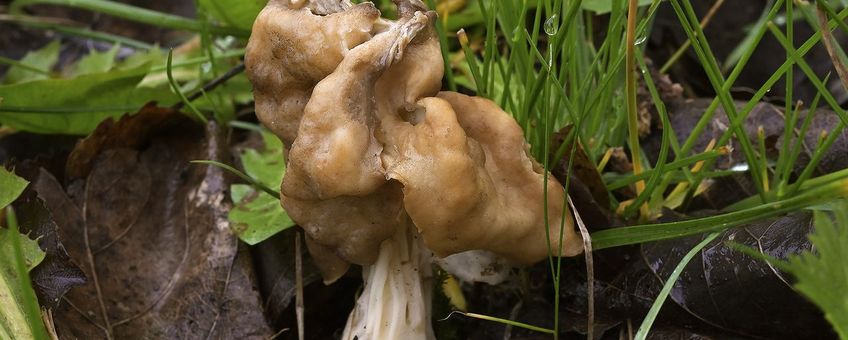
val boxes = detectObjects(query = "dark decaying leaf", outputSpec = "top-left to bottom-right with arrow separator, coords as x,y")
642,99 -> 848,209
35,106 -> 271,339
551,125 -> 617,230
460,211 -> 834,339
650,1 -> 848,105
557,211 -> 835,339
12,186 -> 86,309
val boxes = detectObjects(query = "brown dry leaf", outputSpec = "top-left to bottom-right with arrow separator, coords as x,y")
36,106 -> 272,339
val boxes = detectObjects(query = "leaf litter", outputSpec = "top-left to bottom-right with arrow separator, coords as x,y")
32,105 -> 271,339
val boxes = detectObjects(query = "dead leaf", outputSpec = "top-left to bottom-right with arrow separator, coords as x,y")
36,106 -> 271,339
13,187 -> 86,309
551,126 -> 617,230
643,99 -> 848,209
557,211 -> 835,338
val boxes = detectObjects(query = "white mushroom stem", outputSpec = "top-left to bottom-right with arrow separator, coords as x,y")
342,215 -> 434,340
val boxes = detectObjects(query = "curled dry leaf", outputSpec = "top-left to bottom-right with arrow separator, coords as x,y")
37,106 -> 271,339
13,188 -> 86,309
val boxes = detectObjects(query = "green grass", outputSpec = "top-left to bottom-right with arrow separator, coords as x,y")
455,0 -> 848,337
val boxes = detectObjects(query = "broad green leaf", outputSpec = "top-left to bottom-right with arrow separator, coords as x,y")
241,130 -> 284,188
228,129 -> 293,245
0,168 -> 28,210
0,62 -> 177,135
0,210 -> 47,340
582,0 -> 653,14
2,40 -> 59,84
71,44 -> 120,76
229,184 -> 293,245
198,0 -> 264,31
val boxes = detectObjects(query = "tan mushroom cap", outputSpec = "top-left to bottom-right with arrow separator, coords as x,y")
245,0 -> 380,145
282,11 -> 433,200
381,92 -> 583,265
277,7 -> 438,278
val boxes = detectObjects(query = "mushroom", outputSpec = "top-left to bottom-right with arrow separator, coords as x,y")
245,0 -> 381,145
245,1 -> 582,339
380,91 -> 583,264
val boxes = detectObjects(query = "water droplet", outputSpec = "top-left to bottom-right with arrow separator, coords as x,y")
544,15 -> 558,36
511,26 -> 522,43
635,35 -> 647,45
201,62 -> 212,74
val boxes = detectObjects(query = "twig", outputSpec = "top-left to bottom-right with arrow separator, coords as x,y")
295,232 -> 305,340
568,195 -> 594,340
625,0 -> 649,220
816,4 -> 848,92
81,180 -> 114,340
173,63 -> 246,110
659,0 -> 726,73
62,297 -> 108,333
42,309 -> 59,340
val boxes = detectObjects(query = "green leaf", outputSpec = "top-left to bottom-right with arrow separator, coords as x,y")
229,184 -> 293,245
0,225 -> 44,275
71,44 -> 120,76
241,130 -> 284,188
0,168 -> 29,210
197,0 -> 264,31
228,129 -> 293,245
582,0 -> 654,14
0,61 -> 177,135
1,208 -> 48,340
635,232 -> 721,339
2,40 -> 59,84
779,200 -> 848,338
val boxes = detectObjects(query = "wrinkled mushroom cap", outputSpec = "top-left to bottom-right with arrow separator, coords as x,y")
247,0 -> 582,282
275,4 -> 441,279
245,0 -> 381,145
381,92 -> 583,264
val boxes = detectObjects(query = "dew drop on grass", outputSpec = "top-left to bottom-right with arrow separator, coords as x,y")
511,26 -> 522,43
544,15 -> 558,36
634,35 -> 647,46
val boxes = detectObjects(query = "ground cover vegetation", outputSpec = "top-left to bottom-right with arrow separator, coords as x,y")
1,0 -> 848,339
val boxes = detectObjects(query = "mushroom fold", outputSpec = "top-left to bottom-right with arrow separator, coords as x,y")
380,92 -> 583,264
245,0 -> 381,145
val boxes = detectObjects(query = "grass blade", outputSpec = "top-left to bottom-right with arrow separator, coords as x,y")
635,232 -> 720,339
